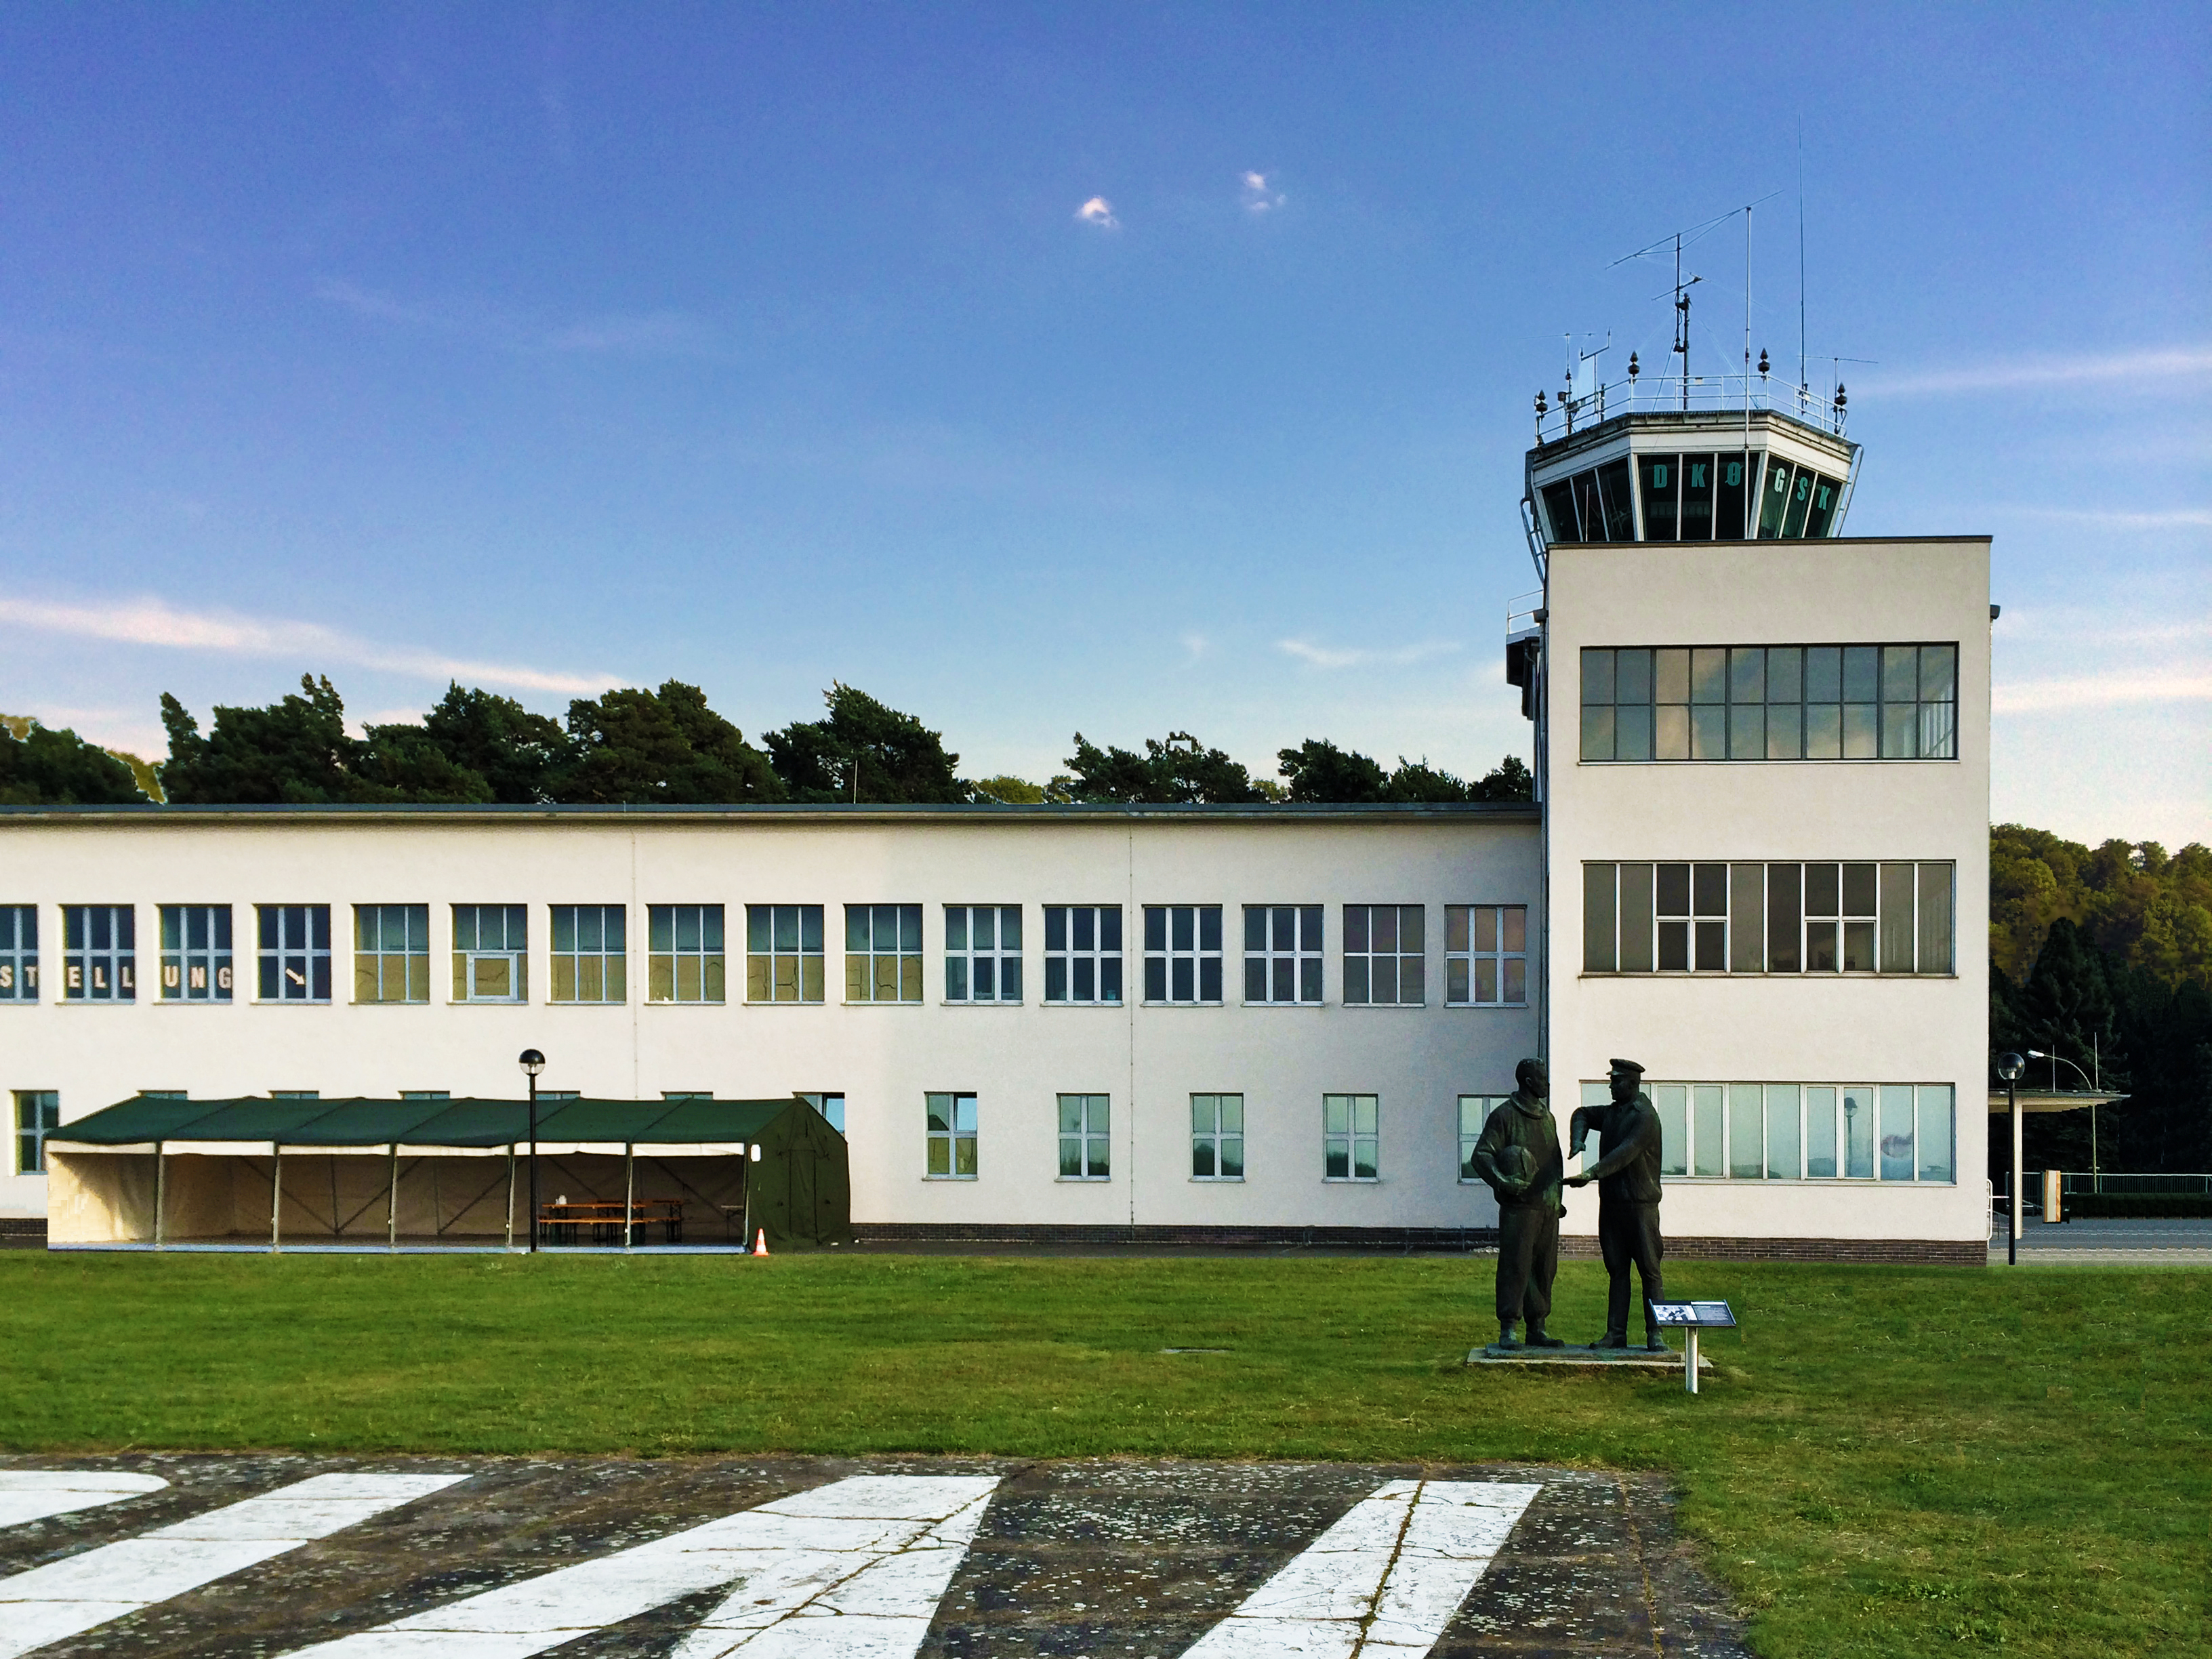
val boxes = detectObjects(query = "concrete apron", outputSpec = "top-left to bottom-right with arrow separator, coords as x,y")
0,1453 -> 1751,1658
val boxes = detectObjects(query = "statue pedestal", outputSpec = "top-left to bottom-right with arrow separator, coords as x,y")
1467,1342 -> 1709,1374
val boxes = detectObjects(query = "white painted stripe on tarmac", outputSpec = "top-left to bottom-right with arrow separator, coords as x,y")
280,1474 -> 1002,1659
0,1471 -> 468,1659
0,1471 -> 169,1530
1178,1479 -> 1542,1658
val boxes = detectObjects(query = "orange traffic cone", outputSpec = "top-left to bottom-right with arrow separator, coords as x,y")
752,1228 -> 770,1256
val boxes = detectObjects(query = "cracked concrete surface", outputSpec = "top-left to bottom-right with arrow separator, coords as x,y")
0,1454 -> 1750,1657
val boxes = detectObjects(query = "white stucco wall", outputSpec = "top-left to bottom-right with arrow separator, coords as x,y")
1543,535 -> 1993,1244
0,808 -> 1541,1231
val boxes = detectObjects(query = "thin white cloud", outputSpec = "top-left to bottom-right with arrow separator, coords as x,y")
1075,197 -> 1119,230
1995,669 -> 2212,715
1278,638 -> 1462,670
1858,346 -> 2212,398
0,596 -> 623,696
2011,506 -> 2212,531
1994,611 -> 2211,646
1180,632 -> 1209,663
317,279 -> 721,359
1241,171 -> 1286,213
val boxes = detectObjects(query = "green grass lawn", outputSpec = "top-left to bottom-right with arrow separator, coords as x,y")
1,1252 -> 2204,1657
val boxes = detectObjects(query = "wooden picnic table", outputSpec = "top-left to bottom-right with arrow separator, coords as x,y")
536,1198 -> 684,1246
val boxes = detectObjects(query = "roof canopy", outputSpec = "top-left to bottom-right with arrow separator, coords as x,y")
52,1095 -> 815,1149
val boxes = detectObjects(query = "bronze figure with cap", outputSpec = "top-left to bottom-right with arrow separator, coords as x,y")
1465,1057 -> 1565,1351
1568,1057 -> 1668,1351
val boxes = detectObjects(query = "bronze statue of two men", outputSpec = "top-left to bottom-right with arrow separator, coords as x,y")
1471,1056 -> 1668,1352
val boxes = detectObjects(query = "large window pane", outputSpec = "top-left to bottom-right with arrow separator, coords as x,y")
1879,863 -> 1917,973
1681,453 -> 1716,539
1618,863 -> 1654,973
1766,863 -> 1803,973
1692,1086 -> 1723,1176
1917,864 -> 1954,975
1879,1084 -> 1915,1181
1582,864 -> 1616,972
1918,1086 -> 1956,1183
1765,1085 -> 1801,1179
1639,455 -> 1679,540
1729,864 -> 1764,972
1654,1083 -> 1687,1176
1805,1086 -> 1838,1177
1843,1086 -> 1876,1178
1728,1084 -> 1764,1178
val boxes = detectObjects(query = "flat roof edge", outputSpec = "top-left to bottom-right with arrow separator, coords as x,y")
0,800 -> 1543,825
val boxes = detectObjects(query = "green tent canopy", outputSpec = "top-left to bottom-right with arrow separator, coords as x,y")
47,1094 -> 851,1248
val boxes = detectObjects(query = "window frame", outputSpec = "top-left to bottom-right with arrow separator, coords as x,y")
1242,905 -> 1323,1005
257,904 -> 331,1004
943,905 -> 1023,1004
1143,904 -> 1223,1004
354,904 -> 430,1005
0,905 -> 39,1002
14,1090 -> 59,1175
1190,1092 -> 1246,1181
746,904 -> 826,1004
648,904 -> 726,1004
845,904 -> 924,1004
1042,905 -> 1124,1006
924,1091 -> 979,1179
1640,1079 -> 1956,1184
452,904 -> 528,1004
1341,905 -> 1425,1007
62,904 -> 135,1002
1445,905 -> 1528,1006
159,904 -> 234,1004
1322,1092 -> 1380,1181
550,904 -> 627,1004
1057,1092 -> 1111,1181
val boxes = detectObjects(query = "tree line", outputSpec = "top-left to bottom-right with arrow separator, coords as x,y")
0,674 -> 1533,807
1991,827 -> 2212,1174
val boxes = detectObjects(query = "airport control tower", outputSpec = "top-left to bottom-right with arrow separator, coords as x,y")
1513,350 -> 1995,1263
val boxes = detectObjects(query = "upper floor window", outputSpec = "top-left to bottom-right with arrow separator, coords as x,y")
1458,1094 -> 1506,1182
1144,905 -> 1222,1004
62,905 -> 134,1001
14,1090 -> 58,1174
846,905 -> 924,1003
551,905 -> 626,1004
1343,905 -> 1424,1006
800,1092 -> 846,1133
1044,905 -> 1122,1005
1580,644 -> 1958,762
926,1091 -> 977,1179
650,905 -> 724,1002
161,905 -> 234,1002
1446,905 -> 1526,1006
1631,451 -> 1757,541
453,905 -> 527,1002
1191,1093 -> 1244,1181
1582,861 -> 1954,976
747,905 -> 825,1003
258,905 -> 330,1002
1244,905 -> 1322,1004
355,905 -> 430,1004
0,907 -> 37,1001
1058,1093 -> 1111,1180
945,906 -> 1021,1002
1324,1093 -> 1379,1181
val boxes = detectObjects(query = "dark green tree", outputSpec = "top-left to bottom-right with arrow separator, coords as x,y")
1064,732 -> 1265,804
411,684 -> 569,803
0,720 -> 150,804
159,675 -> 398,804
765,684 -> 966,804
1277,739 -> 1389,802
352,724 -> 497,804
1471,754 -> 1534,802
556,680 -> 785,804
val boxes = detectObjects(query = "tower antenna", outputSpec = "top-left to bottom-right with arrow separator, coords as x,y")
1798,138 -> 1808,398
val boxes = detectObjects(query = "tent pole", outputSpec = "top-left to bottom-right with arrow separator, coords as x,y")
504,1147 -> 516,1252
388,1143 -> 399,1251
329,1155 -> 340,1240
623,1144 -> 634,1252
154,1141 -> 166,1250
271,1144 -> 282,1254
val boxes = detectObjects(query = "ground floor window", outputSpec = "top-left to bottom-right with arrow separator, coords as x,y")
1191,1094 -> 1244,1180
1324,1093 -> 1379,1180
1595,1080 -> 1957,1183
926,1092 -> 977,1178
14,1090 -> 57,1174
1457,1094 -> 1508,1181
1058,1093 -> 1111,1179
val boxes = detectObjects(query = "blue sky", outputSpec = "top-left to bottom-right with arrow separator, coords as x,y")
0,3 -> 2204,842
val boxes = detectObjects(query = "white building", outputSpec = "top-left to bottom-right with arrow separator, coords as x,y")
2,387 -> 1992,1262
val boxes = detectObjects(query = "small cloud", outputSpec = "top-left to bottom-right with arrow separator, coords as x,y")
1241,171 -> 1285,213
1995,669 -> 2212,715
1858,346 -> 2212,398
2012,506 -> 2212,531
1076,197 -> 1119,230
1278,638 -> 1461,671
1180,632 -> 1208,663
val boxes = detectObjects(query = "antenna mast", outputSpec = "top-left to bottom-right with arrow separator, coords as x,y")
1798,139 -> 1808,397
1672,233 -> 1692,411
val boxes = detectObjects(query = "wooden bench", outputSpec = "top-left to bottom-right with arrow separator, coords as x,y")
536,1199 -> 684,1246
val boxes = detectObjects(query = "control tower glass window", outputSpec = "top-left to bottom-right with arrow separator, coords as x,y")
1540,458 -> 1636,542
1583,643 -> 1957,762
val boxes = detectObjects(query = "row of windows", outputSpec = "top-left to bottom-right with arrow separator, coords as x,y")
9,1083 -> 1957,1186
1580,644 -> 1958,762
0,902 -> 1532,1010
1538,450 -> 1847,546
1582,861 -> 1954,976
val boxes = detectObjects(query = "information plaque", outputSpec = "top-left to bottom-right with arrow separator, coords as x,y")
1646,1301 -> 1736,1392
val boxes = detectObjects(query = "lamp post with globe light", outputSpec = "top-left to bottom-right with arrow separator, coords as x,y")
1997,1052 -> 2025,1265
519,1049 -> 546,1253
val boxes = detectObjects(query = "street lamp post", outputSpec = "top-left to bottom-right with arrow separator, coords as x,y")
519,1048 -> 546,1253
2028,1048 -> 2100,1181
1997,1052 -> 2025,1265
